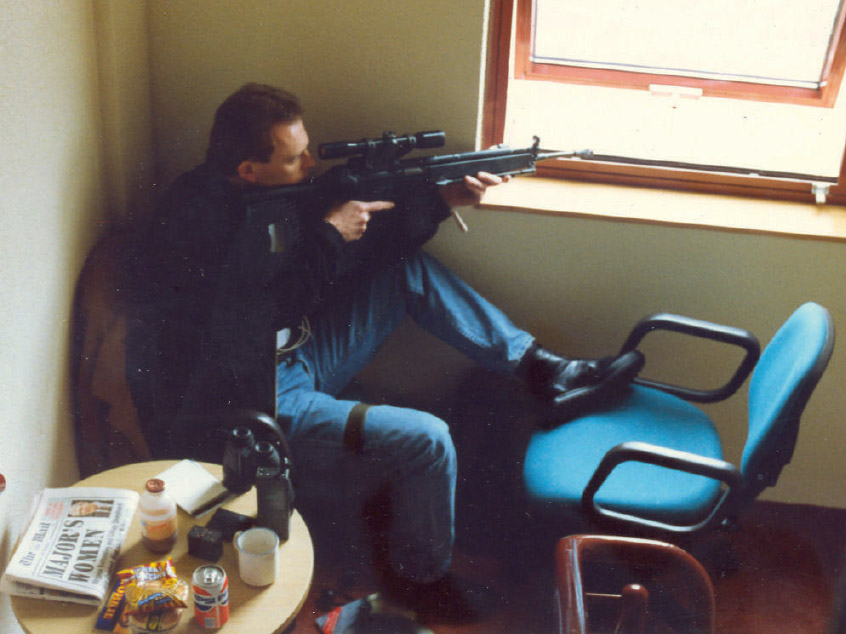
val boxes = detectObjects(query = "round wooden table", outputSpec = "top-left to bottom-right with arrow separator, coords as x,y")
11,460 -> 314,634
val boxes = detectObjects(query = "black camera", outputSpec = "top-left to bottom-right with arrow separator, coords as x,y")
222,427 -> 294,541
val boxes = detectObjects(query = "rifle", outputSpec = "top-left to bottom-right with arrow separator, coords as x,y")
245,131 -> 590,231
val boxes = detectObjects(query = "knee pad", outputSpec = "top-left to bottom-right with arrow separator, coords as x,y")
343,402 -> 371,454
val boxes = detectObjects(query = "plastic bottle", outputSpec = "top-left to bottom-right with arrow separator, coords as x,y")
138,478 -> 178,553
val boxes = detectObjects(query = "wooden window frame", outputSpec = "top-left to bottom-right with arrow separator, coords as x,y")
483,0 -> 846,206
515,0 -> 846,108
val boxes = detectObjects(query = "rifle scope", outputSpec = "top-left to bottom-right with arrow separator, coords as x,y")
319,130 -> 446,160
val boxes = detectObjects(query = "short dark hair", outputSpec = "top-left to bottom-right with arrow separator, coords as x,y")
206,83 -> 303,175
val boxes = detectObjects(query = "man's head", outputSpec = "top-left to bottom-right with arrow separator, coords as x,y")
206,83 -> 315,186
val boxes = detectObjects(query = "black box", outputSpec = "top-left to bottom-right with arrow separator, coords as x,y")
188,525 -> 224,561
206,508 -> 255,541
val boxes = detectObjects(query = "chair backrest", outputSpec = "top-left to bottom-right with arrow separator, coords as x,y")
73,229 -> 153,477
73,229 -> 287,476
741,302 -> 834,500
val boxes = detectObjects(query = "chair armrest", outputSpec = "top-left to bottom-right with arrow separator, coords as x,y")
620,312 -> 760,403
582,441 -> 744,534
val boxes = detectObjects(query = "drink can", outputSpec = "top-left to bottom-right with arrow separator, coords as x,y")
193,565 -> 230,629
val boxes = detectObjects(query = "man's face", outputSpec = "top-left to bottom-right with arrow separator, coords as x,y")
242,118 -> 316,187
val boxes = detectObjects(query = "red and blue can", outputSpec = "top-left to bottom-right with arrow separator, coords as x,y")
193,564 -> 229,629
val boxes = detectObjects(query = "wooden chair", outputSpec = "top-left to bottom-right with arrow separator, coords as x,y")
555,534 -> 715,634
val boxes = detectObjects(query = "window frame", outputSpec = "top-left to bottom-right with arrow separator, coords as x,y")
483,0 -> 846,206
516,0 -> 846,108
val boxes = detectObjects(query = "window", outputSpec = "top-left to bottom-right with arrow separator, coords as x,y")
484,0 -> 846,204
523,0 -> 846,105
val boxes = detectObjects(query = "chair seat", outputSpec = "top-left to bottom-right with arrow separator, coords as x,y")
523,386 -> 725,526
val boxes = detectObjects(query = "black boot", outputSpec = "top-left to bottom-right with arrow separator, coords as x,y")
519,344 -> 644,427
381,570 -> 496,624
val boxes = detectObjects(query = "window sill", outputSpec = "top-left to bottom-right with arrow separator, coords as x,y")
479,177 -> 846,243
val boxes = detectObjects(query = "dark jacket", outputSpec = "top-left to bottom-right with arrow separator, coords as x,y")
123,163 -> 450,455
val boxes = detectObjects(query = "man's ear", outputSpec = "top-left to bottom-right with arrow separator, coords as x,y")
236,160 -> 259,184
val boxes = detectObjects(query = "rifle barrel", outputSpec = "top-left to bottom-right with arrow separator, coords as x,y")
536,149 -> 594,161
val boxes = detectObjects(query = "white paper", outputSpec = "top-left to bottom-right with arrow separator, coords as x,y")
155,460 -> 231,516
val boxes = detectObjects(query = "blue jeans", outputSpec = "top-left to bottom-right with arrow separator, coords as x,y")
276,252 -> 533,582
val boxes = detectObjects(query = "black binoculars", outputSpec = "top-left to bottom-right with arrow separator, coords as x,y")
222,427 -> 294,541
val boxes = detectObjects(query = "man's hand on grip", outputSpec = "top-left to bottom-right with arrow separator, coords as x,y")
324,200 -> 395,242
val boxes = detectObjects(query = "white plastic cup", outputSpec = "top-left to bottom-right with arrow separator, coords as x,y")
234,527 -> 279,586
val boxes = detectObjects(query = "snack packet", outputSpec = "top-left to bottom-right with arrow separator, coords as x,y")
127,607 -> 183,633
95,577 -> 129,633
117,558 -> 178,586
118,558 -> 189,615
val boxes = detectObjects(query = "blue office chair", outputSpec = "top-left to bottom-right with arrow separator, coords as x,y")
522,302 -> 834,536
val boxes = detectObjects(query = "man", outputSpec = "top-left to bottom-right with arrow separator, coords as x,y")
126,83 -> 642,623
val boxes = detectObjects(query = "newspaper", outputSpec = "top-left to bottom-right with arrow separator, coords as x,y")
0,487 -> 139,605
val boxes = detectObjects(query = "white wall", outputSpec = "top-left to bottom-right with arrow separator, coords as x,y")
0,2 -> 103,631
0,2 -> 154,632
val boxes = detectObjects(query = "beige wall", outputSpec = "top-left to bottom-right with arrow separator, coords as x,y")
144,0 -> 490,189
0,2 -> 154,632
1,2 -> 103,632
94,1 -> 156,224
